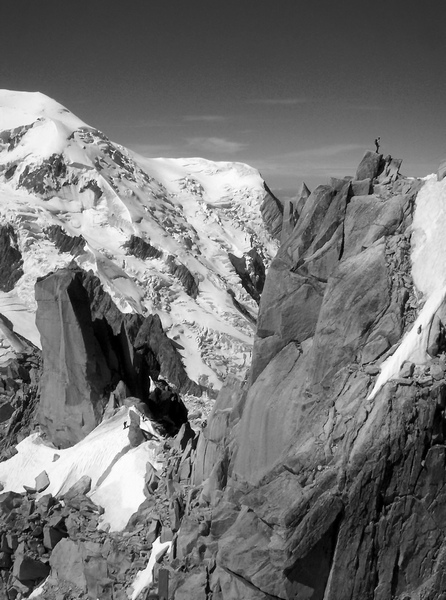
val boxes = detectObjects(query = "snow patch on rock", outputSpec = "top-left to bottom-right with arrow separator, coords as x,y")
370,175 -> 446,397
0,406 -> 163,532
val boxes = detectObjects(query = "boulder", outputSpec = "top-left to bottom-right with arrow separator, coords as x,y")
43,524 -> 66,550
34,470 -> 50,493
62,475 -> 92,501
12,555 -> 50,582
49,538 -> 87,592
0,492 -> 22,514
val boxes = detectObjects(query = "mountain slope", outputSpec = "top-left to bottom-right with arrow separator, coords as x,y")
0,90 -> 279,391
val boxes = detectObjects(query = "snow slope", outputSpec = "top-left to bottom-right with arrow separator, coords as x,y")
0,406 -> 162,532
370,174 -> 446,397
0,90 -> 278,389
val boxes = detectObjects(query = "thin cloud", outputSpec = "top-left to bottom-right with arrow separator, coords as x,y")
186,137 -> 247,154
248,97 -> 308,106
347,104 -> 388,111
183,115 -> 227,122
129,142 -> 177,157
292,143 -> 365,159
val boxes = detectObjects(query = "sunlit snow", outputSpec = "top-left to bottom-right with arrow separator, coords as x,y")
0,90 -> 278,389
0,406 -> 162,532
370,175 -> 446,397
129,536 -> 172,600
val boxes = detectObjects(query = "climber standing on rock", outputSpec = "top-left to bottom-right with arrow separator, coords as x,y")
375,137 -> 381,153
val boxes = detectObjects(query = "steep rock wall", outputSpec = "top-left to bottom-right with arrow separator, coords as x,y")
169,154 -> 446,600
36,267 -> 198,448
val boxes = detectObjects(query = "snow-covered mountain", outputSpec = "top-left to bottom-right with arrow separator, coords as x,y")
3,90 -> 446,599
0,90 -> 279,390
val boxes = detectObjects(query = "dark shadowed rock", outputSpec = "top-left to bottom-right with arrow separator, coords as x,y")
44,224 -> 86,255
228,249 -> 266,305
0,224 -> 23,292
166,255 -> 199,298
12,554 -> 50,582
18,153 -> 67,196
36,269 -> 114,447
134,315 -> 201,396
123,234 -> 163,259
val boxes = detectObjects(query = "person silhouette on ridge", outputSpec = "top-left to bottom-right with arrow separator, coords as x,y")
374,137 -> 381,153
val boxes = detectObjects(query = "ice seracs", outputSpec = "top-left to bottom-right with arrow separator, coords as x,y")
0,90 -> 278,391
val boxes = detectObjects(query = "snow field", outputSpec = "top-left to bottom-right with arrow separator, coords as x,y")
0,407 -> 163,532
0,91 -> 277,388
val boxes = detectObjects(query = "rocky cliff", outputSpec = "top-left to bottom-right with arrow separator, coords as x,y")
1,92 -> 446,600
36,266 -> 197,448
164,152 -> 446,600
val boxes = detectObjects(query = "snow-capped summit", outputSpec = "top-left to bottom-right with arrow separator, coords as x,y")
0,90 -> 279,390
0,89 -> 87,132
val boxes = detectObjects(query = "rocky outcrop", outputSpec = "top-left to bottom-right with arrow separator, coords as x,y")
161,155 -> 446,600
0,225 -> 23,292
44,225 -> 86,256
228,249 -> 266,305
355,150 -> 383,180
18,153 -> 67,196
0,334 -> 41,460
166,255 -> 199,299
123,234 -> 163,260
36,267 -> 197,447
260,183 -> 283,239
251,181 -> 351,381
0,471 -> 177,600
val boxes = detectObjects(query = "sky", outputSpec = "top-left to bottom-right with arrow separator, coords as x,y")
1,0 -> 446,198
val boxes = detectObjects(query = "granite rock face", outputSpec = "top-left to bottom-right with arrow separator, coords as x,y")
36,267 -> 195,447
2,151 -> 443,600
260,183 -> 283,239
165,157 -> 446,600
